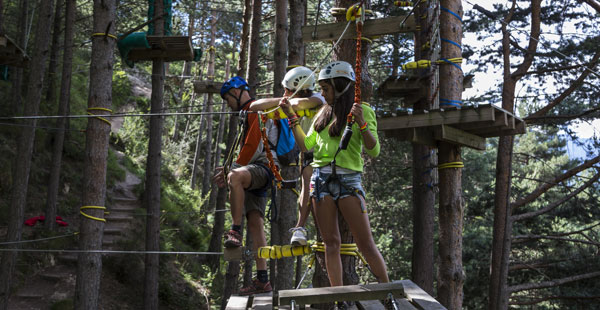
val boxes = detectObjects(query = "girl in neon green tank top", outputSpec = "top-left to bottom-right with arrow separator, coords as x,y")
280,61 -> 390,287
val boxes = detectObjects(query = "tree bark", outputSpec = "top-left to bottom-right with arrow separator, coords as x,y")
245,0 -> 261,96
237,0 -> 252,77
45,0 -> 63,105
489,1 -> 541,309
10,0 -> 29,116
202,10 -> 218,196
271,0 -> 296,291
288,0 -> 305,66
45,0 -> 76,231
410,1 -> 437,295
74,0 -> 115,309
143,0 -> 165,308
437,1 -> 464,308
0,0 -> 55,308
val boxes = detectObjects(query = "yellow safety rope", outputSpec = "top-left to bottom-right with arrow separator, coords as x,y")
87,107 -> 113,126
438,161 -> 464,170
91,32 -> 118,40
262,106 -> 318,120
80,206 -> 109,222
401,58 -> 463,70
257,242 -> 369,266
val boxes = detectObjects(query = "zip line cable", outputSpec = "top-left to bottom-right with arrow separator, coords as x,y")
0,248 -> 223,255
465,0 -> 600,79
0,110 -> 246,122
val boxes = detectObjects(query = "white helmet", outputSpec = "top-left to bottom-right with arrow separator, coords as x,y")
282,66 -> 316,91
318,61 -> 355,82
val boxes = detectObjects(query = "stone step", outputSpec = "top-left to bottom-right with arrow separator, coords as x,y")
16,292 -> 45,299
111,197 -> 141,207
58,253 -> 78,264
105,215 -> 134,222
103,227 -> 122,235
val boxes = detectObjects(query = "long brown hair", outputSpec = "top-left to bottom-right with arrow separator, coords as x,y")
313,78 -> 355,137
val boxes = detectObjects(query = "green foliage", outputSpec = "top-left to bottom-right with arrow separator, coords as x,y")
112,68 -> 134,110
50,299 -> 74,310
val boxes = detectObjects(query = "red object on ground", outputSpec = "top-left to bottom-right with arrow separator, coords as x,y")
24,215 -> 69,227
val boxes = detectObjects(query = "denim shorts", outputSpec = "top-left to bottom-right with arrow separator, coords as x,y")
309,167 -> 366,212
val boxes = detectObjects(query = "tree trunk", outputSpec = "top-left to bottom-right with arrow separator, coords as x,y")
0,0 -> 55,308
272,0 -> 296,291
489,2 -> 540,309
190,93 -> 208,188
245,0 -> 261,96
74,1 -> 115,309
45,0 -> 75,231
143,1 -> 165,309
237,0 -> 252,77
437,1 -> 464,309
288,0 -> 305,66
45,0 -> 63,105
410,1 -> 438,295
201,10 -> 217,196
10,0 -> 29,117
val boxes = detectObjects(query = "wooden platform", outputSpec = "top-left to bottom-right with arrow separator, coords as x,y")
378,104 -> 526,150
377,74 -> 474,99
0,34 -> 28,67
127,35 -> 194,62
225,280 -> 446,310
302,15 -> 416,43
193,80 -> 222,94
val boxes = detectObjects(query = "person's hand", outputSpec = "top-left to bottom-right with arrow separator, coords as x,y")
278,97 -> 295,117
350,103 -> 365,127
212,167 -> 226,188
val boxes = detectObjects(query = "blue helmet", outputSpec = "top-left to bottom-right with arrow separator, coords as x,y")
221,76 -> 250,99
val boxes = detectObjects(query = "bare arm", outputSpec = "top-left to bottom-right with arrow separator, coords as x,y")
249,97 -> 283,111
289,96 -> 323,111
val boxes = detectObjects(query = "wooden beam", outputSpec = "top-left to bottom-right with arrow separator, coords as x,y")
398,280 -> 447,310
302,15 -> 416,43
194,80 -> 222,94
128,48 -> 194,61
223,246 -> 253,261
477,120 -> 526,137
377,105 -> 496,131
225,296 -> 250,310
386,128 -> 436,147
433,125 -> 486,150
278,282 -> 405,306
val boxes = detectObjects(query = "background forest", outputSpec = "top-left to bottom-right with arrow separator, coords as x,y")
0,0 -> 599,309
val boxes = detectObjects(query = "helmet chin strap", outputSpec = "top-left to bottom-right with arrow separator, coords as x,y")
330,78 -> 352,103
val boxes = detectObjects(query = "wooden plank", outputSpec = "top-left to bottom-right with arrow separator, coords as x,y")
377,105 -> 496,131
302,15 -> 416,43
278,282 -> 405,306
434,125 -> 486,150
128,48 -> 194,61
225,295 -> 250,310
194,80 -> 222,94
453,110 -> 507,132
477,120 -> 526,137
252,293 -> 273,310
398,280 -> 446,310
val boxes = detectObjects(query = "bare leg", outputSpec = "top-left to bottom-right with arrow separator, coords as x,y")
313,196 -> 343,286
227,167 -> 252,226
338,195 -> 389,283
247,210 -> 267,270
295,166 -> 313,227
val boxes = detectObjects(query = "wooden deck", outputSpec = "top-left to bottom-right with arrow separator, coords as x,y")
193,80 -> 222,94
377,74 -> 474,99
127,35 -> 194,62
225,280 -> 446,310
0,34 -> 28,67
301,15 -> 416,43
378,104 -> 526,150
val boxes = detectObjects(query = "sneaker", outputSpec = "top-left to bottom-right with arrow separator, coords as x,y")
224,229 -> 242,248
239,278 -> 272,296
290,227 -> 308,246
